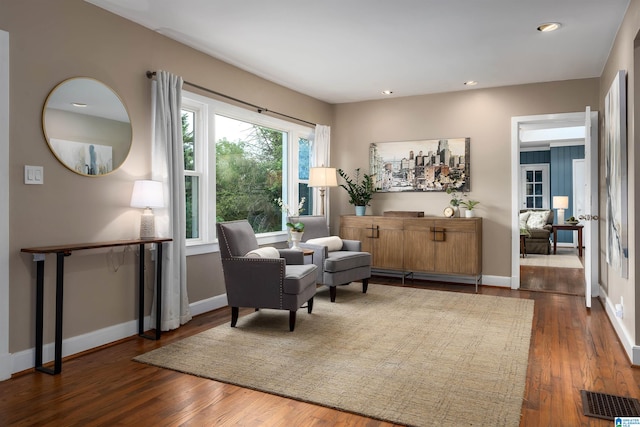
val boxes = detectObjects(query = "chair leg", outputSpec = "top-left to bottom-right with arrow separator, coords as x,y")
289,310 -> 296,332
307,297 -> 314,314
231,306 -> 239,327
362,278 -> 369,294
330,286 -> 337,302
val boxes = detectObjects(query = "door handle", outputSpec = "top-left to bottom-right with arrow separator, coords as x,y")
579,214 -> 599,221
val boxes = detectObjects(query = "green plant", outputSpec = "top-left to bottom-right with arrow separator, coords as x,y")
275,197 -> 306,231
459,199 -> 480,210
338,168 -> 375,206
446,187 -> 462,207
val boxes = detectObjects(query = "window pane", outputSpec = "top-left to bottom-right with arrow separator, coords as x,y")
299,138 -> 310,180
534,197 -> 542,209
534,170 -> 542,182
298,183 -> 313,216
215,115 -> 284,233
526,170 -> 533,182
182,110 -> 195,171
185,176 -> 199,239
534,183 -> 542,195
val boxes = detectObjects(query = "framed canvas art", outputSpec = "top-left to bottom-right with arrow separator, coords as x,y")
370,137 -> 470,192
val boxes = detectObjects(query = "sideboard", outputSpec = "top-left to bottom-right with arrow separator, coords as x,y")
340,216 -> 482,290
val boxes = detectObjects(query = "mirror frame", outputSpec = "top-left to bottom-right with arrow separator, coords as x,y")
42,77 -> 132,177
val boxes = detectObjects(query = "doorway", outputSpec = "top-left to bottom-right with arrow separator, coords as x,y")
511,110 -> 599,306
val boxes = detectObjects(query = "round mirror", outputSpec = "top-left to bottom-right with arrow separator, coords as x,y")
42,77 -> 132,176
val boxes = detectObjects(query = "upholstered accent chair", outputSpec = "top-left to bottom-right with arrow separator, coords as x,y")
519,209 -> 554,255
289,215 -> 371,303
216,220 -> 318,331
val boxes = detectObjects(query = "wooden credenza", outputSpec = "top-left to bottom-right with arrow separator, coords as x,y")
340,216 -> 482,290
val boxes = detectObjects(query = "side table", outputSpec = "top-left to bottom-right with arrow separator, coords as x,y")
552,224 -> 584,257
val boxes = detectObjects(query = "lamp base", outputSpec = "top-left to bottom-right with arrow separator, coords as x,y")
139,208 -> 156,239
556,208 -> 565,225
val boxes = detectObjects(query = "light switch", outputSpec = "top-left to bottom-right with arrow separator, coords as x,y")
24,165 -> 43,185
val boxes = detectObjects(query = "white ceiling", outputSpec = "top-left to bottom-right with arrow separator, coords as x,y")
86,0 -> 629,104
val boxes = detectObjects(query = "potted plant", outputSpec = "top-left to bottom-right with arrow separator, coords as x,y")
338,168 -> 375,216
459,199 -> 480,217
446,187 -> 462,217
275,197 -> 306,248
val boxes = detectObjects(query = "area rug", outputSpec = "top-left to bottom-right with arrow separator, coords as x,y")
135,284 -> 534,427
520,251 -> 583,269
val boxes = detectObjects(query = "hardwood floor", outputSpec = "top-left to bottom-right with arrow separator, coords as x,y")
520,247 -> 585,295
2,274 -> 639,426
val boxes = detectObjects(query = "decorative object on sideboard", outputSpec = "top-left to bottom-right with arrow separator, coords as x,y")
370,137 -> 470,192
130,180 -> 165,239
460,199 -> 480,217
552,196 -> 569,225
42,77 -> 132,176
566,216 -> 579,225
308,167 -> 338,216
338,168 -> 375,216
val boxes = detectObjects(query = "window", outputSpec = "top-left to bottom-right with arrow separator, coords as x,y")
181,91 -> 313,254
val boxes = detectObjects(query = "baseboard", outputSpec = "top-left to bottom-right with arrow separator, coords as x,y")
600,284 -> 640,365
8,294 -> 229,377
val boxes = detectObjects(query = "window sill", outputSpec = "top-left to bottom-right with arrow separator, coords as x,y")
185,231 -> 289,256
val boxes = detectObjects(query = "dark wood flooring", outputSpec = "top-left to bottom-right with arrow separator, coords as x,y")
1,271 -> 638,426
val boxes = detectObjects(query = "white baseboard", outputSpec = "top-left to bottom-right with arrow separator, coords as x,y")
8,294 -> 229,377
600,285 -> 640,365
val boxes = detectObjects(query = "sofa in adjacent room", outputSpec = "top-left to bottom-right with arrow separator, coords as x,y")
519,209 -> 554,255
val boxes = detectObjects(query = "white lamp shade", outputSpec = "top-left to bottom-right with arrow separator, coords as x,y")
130,180 -> 164,208
552,196 -> 569,209
309,167 -> 338,187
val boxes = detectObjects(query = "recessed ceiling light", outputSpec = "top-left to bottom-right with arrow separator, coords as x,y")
537,22 -> 561,32
71,102 -> 87,107
464,81 -> 478,86
381,90 -> 393,95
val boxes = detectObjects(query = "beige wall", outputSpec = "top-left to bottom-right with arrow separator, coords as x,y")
3,0 -> 639,368
330,79 -> 599,278
1,0 -> 332,356
598,0 -> 639,350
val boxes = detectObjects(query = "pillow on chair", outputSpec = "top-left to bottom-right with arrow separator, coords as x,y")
306,236 -> 343,252
245,247 -> 280,258
526,210 -> 551,229
519,211 -> 531,229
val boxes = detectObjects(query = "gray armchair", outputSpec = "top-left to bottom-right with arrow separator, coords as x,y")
216,220 -> 318,331
290,215 -> 371,302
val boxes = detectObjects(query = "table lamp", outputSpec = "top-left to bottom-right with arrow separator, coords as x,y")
130,180 -> 164,239
552,196 -> 569,225
309,167 -> 338,216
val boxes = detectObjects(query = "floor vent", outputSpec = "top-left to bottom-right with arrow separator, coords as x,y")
581,390 -> 640,420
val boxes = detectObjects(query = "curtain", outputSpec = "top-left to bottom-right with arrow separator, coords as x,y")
313,124 -> 331,216
151,70 -> 192,330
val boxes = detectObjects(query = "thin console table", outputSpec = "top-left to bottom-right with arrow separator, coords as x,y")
21,238 -> 172,375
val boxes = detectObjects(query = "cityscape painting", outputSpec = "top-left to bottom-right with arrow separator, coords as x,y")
370,137 -> 470,192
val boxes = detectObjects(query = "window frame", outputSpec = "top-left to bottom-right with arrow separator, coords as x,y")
182,90 -> 313,256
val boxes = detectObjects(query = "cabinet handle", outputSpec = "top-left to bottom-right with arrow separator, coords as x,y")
430,227 -> 445,242
367,225 -> 379,239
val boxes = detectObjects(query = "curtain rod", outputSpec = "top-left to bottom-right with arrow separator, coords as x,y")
146,71 -> 316,127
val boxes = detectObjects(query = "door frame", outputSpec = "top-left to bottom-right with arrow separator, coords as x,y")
510,111 -> 598,297
0,29 -> 10,380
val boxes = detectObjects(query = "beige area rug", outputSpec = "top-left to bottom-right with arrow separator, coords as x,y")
135,284 -> 534,427
520,250 -> 583,269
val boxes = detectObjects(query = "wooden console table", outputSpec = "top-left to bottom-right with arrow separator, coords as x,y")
552,224 -> 583,257
21,238 -> 172,375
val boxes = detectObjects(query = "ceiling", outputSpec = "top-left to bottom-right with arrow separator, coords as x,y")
86,0 -> 630,104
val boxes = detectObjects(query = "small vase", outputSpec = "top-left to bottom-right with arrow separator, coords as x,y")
290,231 -> 304,250
355,206 -> 366,216
465,210 -> 475,218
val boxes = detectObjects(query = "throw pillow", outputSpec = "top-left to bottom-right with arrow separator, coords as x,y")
245,247 -> 280,258
526,210 -> 550,229
519,212 -> 531,230
305,236 -> 344,252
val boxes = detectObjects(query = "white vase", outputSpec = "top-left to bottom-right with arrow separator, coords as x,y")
290,231 -> 304,250
465,209 -> 475,218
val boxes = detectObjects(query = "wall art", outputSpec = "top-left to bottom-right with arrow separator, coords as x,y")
604,70 -> 628,278
370,137 -> 470,192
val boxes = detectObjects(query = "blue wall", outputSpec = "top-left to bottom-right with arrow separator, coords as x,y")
520,146 -> 584,244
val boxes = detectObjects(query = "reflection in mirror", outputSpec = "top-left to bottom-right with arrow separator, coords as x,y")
42,77 -> 132,176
